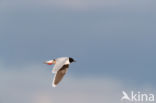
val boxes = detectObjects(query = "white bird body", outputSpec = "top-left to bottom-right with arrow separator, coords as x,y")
52,57 -> 69,73
44,57 -> 75,87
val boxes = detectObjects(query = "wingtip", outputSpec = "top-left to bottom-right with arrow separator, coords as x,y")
52,83 -> 56,88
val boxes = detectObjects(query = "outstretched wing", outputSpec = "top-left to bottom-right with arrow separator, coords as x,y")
52,64 -> 69,87
52,57 -> 68,73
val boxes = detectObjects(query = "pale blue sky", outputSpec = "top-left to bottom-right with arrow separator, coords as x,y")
0,0 -> 156,103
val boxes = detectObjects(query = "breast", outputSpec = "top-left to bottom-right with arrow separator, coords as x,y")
64,59 -> 70,64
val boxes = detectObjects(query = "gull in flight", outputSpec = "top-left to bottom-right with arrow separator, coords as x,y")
44,57 -> 76,87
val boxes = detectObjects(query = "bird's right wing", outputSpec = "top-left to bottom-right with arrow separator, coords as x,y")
52,64 -> 69,87
52,57 -> 68,73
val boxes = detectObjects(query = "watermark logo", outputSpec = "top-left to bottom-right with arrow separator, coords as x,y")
121,91 -> 155,102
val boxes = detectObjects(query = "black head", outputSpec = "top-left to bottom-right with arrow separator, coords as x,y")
69,57 -> 76,63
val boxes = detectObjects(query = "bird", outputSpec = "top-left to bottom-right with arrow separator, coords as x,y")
44,57 -> 76,87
